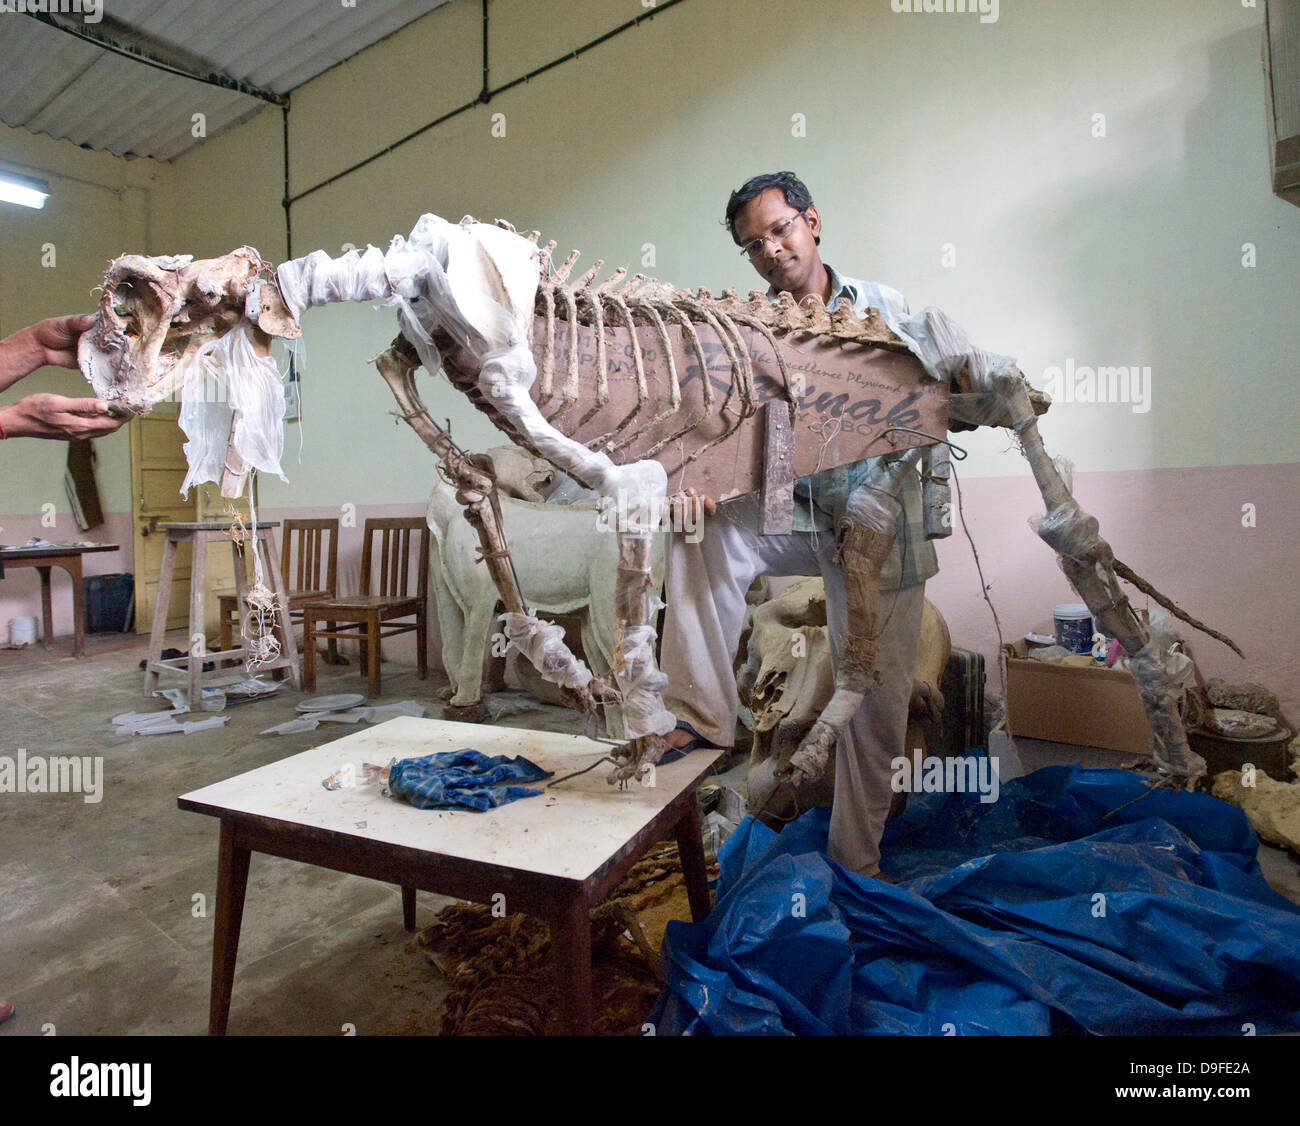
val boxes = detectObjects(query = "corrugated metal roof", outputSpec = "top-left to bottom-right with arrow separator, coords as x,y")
0,0 -> 451,161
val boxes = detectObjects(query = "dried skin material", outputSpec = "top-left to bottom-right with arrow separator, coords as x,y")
1211,770 -> 1300,854
414,842 -> 713,1035
1204,708 -> 1280,739
1205,679 -> 1279,716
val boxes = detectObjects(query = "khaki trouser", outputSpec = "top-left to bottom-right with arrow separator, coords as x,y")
660,493 -> 925,873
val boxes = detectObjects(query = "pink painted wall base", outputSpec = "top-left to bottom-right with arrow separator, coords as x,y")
4,463 -> 1295,735
925,462 -> 1299,732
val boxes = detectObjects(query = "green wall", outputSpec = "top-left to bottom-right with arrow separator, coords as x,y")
5,0 -> 1298,511
0,125 -> 166,516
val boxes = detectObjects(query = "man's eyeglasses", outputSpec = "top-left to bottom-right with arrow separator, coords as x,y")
739,211 -> 807,258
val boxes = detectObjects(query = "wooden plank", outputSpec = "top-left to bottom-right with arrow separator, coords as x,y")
529,317 -> 948,500
760,399 -> 796,535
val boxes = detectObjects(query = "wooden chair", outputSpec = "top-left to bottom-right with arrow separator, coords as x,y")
219,518 -> 341,667
300,516 -> 430,698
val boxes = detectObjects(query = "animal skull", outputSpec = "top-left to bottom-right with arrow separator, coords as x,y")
740,577 -> 952,820
79,247 -> 300,413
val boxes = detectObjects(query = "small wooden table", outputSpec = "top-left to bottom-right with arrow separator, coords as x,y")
0,542 -> 120,657
178,716 -> 718,1036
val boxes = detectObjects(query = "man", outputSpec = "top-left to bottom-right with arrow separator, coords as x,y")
0,314 -> 124,441
659,171 -> 936,878
0,312 -> 120,1025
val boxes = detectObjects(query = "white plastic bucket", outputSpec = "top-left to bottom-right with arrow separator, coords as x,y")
9,616 -> 38,646
1052,603 -> 1093,654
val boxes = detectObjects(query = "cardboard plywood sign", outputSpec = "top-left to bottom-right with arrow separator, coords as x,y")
528,316 -> 949,502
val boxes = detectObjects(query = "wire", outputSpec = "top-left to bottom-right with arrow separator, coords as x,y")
948,459 -> 1012,753
877,426 -> 969,459
546,756 -> 615,788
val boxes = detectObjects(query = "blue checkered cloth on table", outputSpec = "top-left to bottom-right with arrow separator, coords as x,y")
386,749 -> 553,812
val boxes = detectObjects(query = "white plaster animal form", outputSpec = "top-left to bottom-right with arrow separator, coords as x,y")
428,444 -> 664,737
81,213 -> 1241,790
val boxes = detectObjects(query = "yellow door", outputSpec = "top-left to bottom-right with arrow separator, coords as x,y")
130,405 -> 191,633
130,412 -> 257,637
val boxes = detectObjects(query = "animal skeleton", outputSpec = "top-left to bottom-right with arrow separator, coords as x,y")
82,213 -> 1238,789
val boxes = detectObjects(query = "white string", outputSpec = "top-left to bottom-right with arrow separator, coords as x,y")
231,482 -> 281,674
805,414 -> 842,551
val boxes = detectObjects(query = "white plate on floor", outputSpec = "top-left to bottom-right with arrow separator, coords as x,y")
296,694 -> 366,713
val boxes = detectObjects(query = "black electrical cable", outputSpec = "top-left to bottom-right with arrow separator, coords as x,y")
480,0 -> 490,104
282,105 -> 292,260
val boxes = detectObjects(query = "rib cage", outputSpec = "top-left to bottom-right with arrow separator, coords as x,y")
435,220 -> 924,485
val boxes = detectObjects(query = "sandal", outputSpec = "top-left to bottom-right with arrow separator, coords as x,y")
660,721 -> 725,764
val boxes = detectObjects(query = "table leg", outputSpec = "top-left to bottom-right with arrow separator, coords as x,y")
261,529 -> 301,689
210,819 -> 252,1036
401,886 -> 416,932
145,536 -> 178,695
302,609 -> 318,692
673,799 -> 713,923
68,557 -> 86,658
189,533 -> 207,708
37,566 -> 53,649
549,890 -> 593,1036
228,538 -> 250,670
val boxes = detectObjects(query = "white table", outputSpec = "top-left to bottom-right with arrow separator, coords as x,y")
178,716 -> 719,1035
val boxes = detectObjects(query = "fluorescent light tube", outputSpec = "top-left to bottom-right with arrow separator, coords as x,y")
0,171 -> 50,210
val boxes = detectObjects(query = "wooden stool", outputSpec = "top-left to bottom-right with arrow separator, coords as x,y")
144,521 -> 301,702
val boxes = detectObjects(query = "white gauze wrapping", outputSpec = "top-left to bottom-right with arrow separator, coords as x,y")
480,344 -> 672,739
615,624 -> 676,739
1126,640 -> 1207,778
277,216 -> 667,512
476,344 -> 668,503
1037,502 -> 1104,560
275,216 -> 485,379
275,245 -> 393,315
892,306 -> 1025,429
894,306 -> 1018,390
499,611 -> 592,691
177,325 -> 287,495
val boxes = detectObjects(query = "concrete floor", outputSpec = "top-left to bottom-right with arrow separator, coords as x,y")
2,630 -> 1298,1037
0,629 -> 606,1036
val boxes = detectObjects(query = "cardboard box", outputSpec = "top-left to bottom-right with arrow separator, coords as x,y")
1003,639 -> 1153,757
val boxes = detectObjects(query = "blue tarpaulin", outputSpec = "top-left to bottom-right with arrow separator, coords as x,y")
652,766 -> 1300,1035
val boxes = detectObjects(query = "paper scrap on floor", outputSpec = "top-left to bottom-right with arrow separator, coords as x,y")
261,699 -> 426,735
110,679 -> 279,735
112,710 -> 230,736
